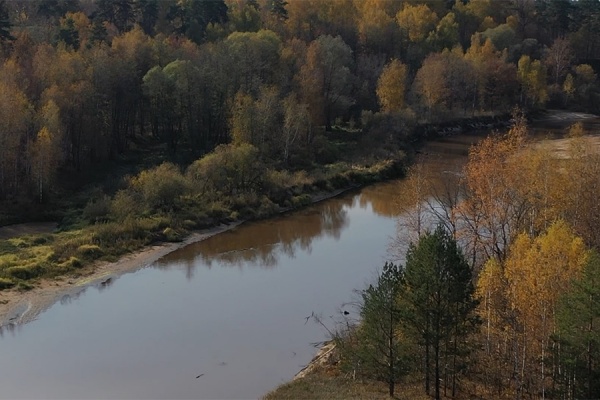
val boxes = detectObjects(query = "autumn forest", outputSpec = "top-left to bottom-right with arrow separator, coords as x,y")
1,0 -> 600,399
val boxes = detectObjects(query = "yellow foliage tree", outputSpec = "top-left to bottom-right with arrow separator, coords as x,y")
396,3 -> 438,43
376,58 -> 408,113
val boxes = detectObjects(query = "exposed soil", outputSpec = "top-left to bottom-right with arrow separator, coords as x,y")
0,222 -> 242,329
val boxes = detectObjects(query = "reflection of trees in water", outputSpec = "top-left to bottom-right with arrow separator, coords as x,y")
155,197 -> 352,278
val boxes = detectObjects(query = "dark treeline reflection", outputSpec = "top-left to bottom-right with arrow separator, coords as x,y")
155,195 -> 359,276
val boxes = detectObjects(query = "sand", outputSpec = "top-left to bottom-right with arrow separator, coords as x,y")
0,221 -> 243,328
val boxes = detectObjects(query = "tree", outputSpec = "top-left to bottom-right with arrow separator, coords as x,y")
556,251 -> 600,399
403,226 -> 479,399
456,112 -> 529,264
543,37 -> 572,85
281,93 -> 309,165
57,16 -> 80,50
224,29 -> 282,94
29,127 -> 57,203
267,0 -> 288,20
95,0 -> 135,32
0,0 -> 14,46
517,54 -> 548,107
503,221 -> 589,398
396,3 -> 438,44
168,0 -> 228,44
413,52 -> 449,115
134,0 -> 159,35
186,143 -> 265,197
355,0 -> 399,56
298,34 -> 354,131
376,58 -> 408,113
354,262 -> 411,397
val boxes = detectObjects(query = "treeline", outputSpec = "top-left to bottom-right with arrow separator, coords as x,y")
337,118 -> 600,399
0,0 -> 599,206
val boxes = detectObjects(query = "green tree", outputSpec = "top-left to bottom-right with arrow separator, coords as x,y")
0,0 -> 14,45
556,251 -> 600,399
57,16 -> 80,50
403,226 -> 479,400
355,262 -> 411,397
267,0 -> 288,20
134,0 -> 159,35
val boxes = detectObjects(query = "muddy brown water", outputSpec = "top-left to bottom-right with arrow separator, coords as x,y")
0,115 -> 596,399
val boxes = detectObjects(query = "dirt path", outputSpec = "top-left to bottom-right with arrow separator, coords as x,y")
0,222 -> 242,329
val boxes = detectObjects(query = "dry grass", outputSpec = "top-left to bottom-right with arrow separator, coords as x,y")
263,366 -> 429,400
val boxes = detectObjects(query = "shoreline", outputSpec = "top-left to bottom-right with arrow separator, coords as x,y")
0,186 -> 363,330
0,221 -> 243,329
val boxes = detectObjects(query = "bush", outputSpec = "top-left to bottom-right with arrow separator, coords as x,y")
51,231 -> 93,261
111,189 -> 139,219
182,219 -> 197,230
59,257 -> 83,270
83,195 -> 112,223
187,143 -> 265,196
6,265 -> 43,280
76,244 -> 104,260
162,227 -> 182,242
0,277 -> 14,289
130,162 -> 189,210
291,194 -> 312,208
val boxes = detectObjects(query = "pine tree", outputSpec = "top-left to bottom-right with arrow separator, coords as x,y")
268,0 -> 288,20
356,262 -> 411,397
556,251 -> 600,399
58,16 -> 79,50
0,0 -> 14,44
403,226 -> 479,400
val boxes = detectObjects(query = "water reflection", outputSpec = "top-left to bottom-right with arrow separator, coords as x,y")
156,196 -> 354,276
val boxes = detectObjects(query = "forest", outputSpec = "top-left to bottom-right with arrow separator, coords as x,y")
289,118 -> 600,400
0,1 -> 599,398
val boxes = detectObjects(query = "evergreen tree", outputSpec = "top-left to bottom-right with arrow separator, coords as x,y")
89,18 -> 108,44
58,16 -> 79,50
134,0 -> 158,35
0,0 -> 14,44
168,0 -> 228,44
96,0 -> 134,32
268,0 -> 288,21
403,226 -> 479,400
556,251 -> 600,399
35,0 -> 80,20
355,262 -> 412,397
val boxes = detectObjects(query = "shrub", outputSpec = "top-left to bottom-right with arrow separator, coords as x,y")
83,195 -> 112,223
0,277 -> 14,289
6,265 -> 43,280
59,257 -> 83,270
162,227 -> 182,242
291,194 -> 312,208
182,219 -> 197,230
130,162 -> 189,210
111,189 -> 139,219
187,143 -> 265,196
76,244 -> 104,260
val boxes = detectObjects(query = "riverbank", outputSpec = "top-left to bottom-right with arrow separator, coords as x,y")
0,222 -> 243,328
0,184 -> 368,329
1,110 -> 594,330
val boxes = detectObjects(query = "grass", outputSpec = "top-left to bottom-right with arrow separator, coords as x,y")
263,366 -> 429,400
0,136 -> 407,291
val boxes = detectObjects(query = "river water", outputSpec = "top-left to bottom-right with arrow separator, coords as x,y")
0,116 -> 596,399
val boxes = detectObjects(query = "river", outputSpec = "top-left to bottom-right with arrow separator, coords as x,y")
0,114 -> 596,399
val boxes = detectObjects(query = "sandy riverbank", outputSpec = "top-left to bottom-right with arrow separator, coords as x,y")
0,185 -> 362,329
0,221 -> 243,329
